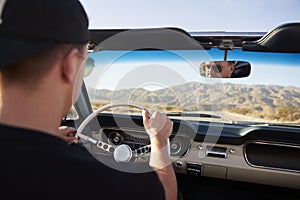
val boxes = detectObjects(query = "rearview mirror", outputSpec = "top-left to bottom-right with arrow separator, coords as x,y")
200,61 -> 251,78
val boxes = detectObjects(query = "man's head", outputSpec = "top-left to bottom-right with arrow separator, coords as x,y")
0,0 -> 89,67
0,0 -> 89,116
203,61 -> 235,78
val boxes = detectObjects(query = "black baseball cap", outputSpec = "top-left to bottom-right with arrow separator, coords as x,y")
0,0 -> 89,67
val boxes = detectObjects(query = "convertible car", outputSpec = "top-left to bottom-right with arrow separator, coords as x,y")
63,22 -> 300,199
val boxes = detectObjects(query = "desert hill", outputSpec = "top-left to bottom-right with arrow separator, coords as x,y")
87,82 -> 300,123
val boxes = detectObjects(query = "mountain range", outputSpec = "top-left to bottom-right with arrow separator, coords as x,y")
87,82 -> 300,123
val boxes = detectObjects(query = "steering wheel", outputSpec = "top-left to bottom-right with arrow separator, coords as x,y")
76,103 -> 169,163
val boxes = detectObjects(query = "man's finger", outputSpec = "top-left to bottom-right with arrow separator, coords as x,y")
142,109 -> 150,124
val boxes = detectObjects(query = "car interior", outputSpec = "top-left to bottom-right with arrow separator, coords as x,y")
62,22 -> 300,199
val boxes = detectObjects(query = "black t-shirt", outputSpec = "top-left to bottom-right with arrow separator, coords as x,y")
0,124 -> 165,200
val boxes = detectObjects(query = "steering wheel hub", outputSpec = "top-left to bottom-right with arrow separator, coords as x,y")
113,144 -> 133,163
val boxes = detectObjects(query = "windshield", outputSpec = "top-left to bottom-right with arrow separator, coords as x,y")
80,0 -> 300,125
84,49 -> 300,125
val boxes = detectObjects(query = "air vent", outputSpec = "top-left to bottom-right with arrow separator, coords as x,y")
205,146 -> 227,158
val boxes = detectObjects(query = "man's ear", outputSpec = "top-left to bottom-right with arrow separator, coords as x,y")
61,48 -> 80,84
229,64 -> 235,73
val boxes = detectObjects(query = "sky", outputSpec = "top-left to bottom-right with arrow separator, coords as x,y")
80,0 -> 300,32
79,0 -> 300,90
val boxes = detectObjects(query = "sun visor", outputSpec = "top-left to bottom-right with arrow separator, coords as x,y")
242,23 -> 300,53
88,28 -> 205,51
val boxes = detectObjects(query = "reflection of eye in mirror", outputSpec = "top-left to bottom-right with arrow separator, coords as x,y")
84,57 -> 95,77
200,60 -> 251,78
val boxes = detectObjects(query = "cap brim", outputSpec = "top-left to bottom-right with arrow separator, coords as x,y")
0,36 -> 54,67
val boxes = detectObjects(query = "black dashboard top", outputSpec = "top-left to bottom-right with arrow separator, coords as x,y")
95,113 -> 300,146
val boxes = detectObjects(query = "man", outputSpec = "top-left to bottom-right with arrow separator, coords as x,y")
0,0 -> 176,200
203,61 -> 235,78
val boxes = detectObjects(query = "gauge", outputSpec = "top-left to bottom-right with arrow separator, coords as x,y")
108,132 -> 124,145
170,139 -> 182,155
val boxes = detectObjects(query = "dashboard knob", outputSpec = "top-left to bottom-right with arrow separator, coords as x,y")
113,144 -> 132,163
170,140 -> 182,155
109,132 -> 124,145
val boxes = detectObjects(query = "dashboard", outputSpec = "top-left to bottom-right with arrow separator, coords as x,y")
75,113 -> 300,190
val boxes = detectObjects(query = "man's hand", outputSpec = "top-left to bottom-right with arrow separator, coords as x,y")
58,126 -> 78,144
142,109 -> 173,143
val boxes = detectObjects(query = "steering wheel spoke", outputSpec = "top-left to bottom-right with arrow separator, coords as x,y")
96,141 -> 115,153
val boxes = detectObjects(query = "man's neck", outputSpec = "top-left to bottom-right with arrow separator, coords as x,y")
0,85 -> 64,136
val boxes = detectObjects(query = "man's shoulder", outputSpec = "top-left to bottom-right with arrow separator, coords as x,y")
0,123 -> 95,161
0,123 -> 62,142
0,124 -> 165,200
